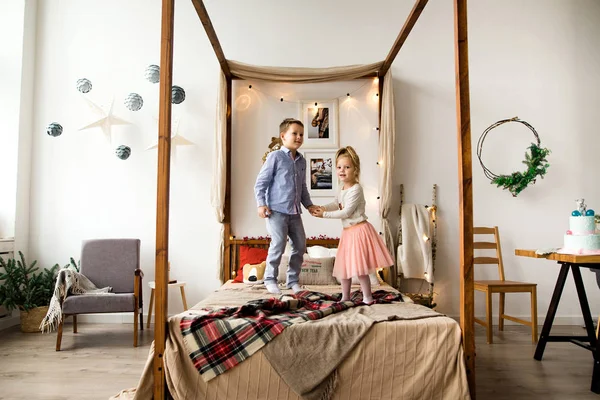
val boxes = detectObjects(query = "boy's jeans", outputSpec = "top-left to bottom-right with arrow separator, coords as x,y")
264,211 -> 306,288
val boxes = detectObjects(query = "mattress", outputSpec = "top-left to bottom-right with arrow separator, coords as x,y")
111,282 -> 470,400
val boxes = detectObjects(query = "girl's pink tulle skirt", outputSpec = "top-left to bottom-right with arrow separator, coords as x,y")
333,221 -> 394,280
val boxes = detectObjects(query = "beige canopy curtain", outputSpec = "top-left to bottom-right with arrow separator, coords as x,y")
228,60 -> 382,83
211,60 -> 396,281
211,71 -> 227,281
379,70 -> 396,285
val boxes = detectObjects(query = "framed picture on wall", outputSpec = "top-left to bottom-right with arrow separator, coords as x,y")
299,99 -> 339,149
304,150 -> 337,197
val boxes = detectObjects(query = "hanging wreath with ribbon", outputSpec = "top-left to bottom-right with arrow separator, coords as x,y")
477,117 -> 551,197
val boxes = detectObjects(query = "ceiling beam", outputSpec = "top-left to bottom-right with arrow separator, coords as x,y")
191,0 -> 232,79
379,0 -> 429,77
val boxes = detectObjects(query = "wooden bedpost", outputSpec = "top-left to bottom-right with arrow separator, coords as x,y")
223,76 -> 233,281
154,0 -> 174,398
454,0 -> 475,397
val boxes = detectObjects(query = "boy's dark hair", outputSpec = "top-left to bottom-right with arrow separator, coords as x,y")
279,118 -> 304,133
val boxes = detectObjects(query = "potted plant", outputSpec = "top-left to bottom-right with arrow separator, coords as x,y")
0,251 -> 59,332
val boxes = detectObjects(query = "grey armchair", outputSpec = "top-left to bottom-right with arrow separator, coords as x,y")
56,239 -> 144,351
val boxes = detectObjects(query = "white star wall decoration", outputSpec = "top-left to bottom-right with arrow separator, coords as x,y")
79,96 -> 131,143
146,116 -> 195,150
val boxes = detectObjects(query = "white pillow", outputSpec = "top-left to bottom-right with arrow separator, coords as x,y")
307,245 -> 333,258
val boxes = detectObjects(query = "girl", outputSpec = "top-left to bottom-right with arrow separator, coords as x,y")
311,146 -> 394,304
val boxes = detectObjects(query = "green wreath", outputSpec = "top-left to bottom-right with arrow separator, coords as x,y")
477,117 -> 551,197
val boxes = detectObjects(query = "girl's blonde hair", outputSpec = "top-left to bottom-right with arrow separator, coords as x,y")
335,146 -> 361,181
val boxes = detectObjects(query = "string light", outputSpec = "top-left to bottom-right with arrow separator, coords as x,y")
240,81 -> 370,105
374,77 -> 379,84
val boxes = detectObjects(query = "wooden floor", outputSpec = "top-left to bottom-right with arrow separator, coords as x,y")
0,322 -> 599,399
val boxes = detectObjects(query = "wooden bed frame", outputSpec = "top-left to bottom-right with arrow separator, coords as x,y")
152,0 -> 475,398
229,239 -> 339,279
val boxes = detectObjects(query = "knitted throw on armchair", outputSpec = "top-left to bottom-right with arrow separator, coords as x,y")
39,268 -> 112,333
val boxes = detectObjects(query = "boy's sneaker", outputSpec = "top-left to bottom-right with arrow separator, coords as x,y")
291,283 -> 302,293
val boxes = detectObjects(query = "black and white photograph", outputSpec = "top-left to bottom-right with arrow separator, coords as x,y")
300,100 -> 339,148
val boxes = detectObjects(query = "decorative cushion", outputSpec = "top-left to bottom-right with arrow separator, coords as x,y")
307,245 -> 333,258
233,246 -> 269,283
243,261 -> 266,285
278,254 -> 337,285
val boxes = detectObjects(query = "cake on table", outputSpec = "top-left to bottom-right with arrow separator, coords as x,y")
559,199 -> 600,255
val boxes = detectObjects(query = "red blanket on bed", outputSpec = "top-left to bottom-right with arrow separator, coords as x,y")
180,290 -> 403,381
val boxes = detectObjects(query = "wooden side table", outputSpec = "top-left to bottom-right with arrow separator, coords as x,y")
147,280 -> 188,328
515,249 -> 600,394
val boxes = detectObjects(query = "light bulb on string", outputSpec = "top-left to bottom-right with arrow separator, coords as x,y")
242,81 -> 371,106
374,77 -> 379,84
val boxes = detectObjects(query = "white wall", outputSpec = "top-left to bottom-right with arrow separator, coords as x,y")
0,0 -> 26,239
20,0 -> 600,324
15,0 -> 38,256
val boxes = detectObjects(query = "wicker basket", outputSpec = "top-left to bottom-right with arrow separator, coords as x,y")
20,306 -> 49,333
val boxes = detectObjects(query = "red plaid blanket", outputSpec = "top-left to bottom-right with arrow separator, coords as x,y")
180,290 -> 403,381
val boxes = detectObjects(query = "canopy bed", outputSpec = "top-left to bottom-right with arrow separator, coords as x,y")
148,0 -> 475,398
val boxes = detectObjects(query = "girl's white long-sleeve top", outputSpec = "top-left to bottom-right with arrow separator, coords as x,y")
322,183 -> 368,228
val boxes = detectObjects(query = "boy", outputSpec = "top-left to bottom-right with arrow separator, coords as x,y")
255,118 -> 316,294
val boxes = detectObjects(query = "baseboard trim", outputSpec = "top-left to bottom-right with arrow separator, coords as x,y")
69,313 -> 178,324
449,315 -> 590,326
0,312 -> 179,330
0,314 -> 20,331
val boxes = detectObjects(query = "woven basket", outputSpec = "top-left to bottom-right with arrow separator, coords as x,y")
20,306 -> 49,333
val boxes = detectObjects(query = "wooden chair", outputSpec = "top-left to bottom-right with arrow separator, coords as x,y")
474,226 -> 538,344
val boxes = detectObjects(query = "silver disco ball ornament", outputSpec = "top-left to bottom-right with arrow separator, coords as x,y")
115,145 -> 131,160
46,122 -> 63,137
171,85 -> 186,104
145,64 -> 160,83
124,93 -> 144,111
76,78 -> 92,93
